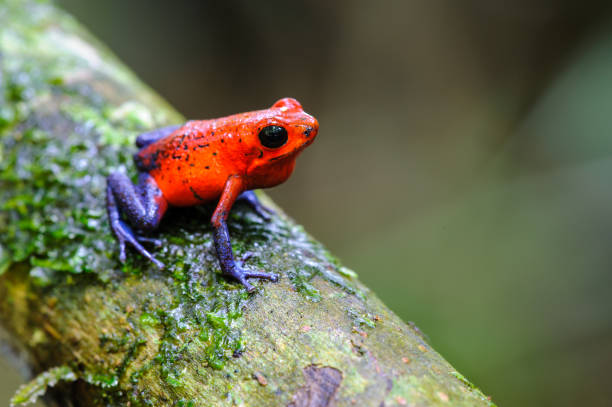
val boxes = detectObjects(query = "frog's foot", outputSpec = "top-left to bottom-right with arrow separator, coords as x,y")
107,172 -> 167,269
237,191 -> 275,222
230,254 -> 278,292
251,204 -> 274,222
112,220 -> 164,269
229,267 -> 279,293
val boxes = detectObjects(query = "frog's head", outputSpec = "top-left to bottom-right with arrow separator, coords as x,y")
245,98 -> 318,188
256,98 -> 318,156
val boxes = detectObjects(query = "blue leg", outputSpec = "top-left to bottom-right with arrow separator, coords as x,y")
236,190 -> 274,221
135,125 -> 181,148
212,178 -> 278,292
106,172 -> 168,268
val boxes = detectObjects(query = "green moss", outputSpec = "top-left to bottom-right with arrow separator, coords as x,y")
0,245 -> 10,275
109,101 -> 157,130
140,312 -> 161,326
10,365 -> 77,406
347,308 -> 377,329
175,400 -> 195,407
0,2 -> 174,287
287,266 -> 322,302
62,104 -> 131,147
338,266 -> 358,279
10,364 -> 133,406
85,372 -> 119,388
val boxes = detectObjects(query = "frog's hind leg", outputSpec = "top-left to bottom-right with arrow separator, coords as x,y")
135,124 -> 181,148
106,172 -> 168,268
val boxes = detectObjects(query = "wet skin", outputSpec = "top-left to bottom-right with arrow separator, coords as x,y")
106,98 -> 319,292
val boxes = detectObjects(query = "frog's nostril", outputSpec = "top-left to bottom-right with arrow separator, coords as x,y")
304,127 -> 313,138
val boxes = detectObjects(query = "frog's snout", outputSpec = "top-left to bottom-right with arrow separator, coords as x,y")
302,123 -> 318,147
303,115 -> 319,139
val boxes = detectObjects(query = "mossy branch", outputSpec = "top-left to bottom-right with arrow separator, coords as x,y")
0,1 -> 494,406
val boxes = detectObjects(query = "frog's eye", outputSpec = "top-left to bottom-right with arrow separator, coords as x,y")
258,125 -> 288,149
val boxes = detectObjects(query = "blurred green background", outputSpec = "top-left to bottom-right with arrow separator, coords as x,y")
3,0 -> 612,405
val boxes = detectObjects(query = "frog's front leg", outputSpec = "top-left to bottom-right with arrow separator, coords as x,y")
212,176 -> 279,292
106,172 -> 168,268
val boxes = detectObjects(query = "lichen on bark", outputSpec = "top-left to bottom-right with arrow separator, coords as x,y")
0,0 -> 495,406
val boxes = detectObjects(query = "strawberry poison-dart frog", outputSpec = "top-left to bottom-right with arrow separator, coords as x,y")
106,98 -> 318,292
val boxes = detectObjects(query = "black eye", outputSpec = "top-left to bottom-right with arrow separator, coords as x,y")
258,125 -> 288,149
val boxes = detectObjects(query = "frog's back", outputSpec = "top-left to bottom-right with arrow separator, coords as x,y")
134,120 -> 210,171
134,119 -> 247,206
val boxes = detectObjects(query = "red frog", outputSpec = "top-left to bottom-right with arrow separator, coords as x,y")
106,98 -> 318,291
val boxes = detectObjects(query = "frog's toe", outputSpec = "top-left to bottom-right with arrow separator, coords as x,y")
112,221 -> 164,268
132,244 -> 164,269
150,256 -> 165,269
244,270 -> 279,282
118,240 -> 127,263
227,265 -> 278,292
135,235 -> 163,247
235,254 -> 279,284
130,240 -> 164,268
239,251 -> 255,263
240,278 -> 255,293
